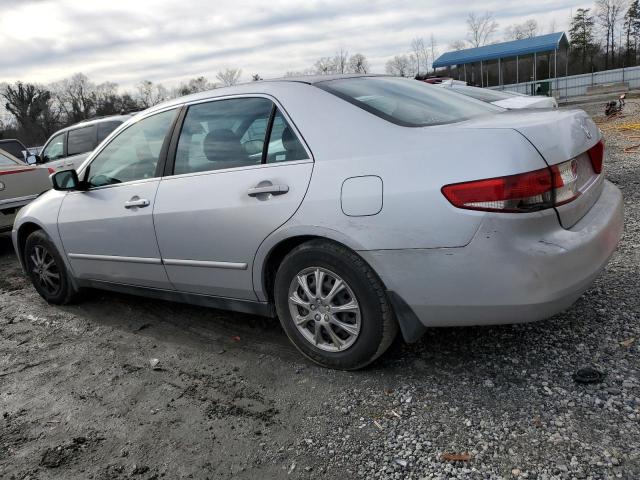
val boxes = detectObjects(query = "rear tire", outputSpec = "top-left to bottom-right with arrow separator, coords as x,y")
274,240 -> 397,370
24,230 -> 80,305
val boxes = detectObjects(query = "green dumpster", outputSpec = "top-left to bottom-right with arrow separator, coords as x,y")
531,80 -> 552,97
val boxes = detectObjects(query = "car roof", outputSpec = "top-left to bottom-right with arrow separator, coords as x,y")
53,113 -> 134,135
141,74 -> 393,117
262,73 -> 387,84
0,138 -> 26,145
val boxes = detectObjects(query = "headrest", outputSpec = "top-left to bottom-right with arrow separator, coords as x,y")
203,129 -> 244,162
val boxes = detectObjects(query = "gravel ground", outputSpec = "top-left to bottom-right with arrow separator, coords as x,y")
1,100 -> 639,480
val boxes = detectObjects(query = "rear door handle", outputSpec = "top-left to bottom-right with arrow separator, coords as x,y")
247,184 -> 289,197
124,198 -> 150,209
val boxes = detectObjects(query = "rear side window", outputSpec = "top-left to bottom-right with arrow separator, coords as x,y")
316,77 -> 503,127
0,140 -> 24,159
266,110 -> 308,163
173,98 -> 309,175
0,151 -> 18,165
174,97 -> 272,175
68,125 -> 97,156
97,121 -> 123,143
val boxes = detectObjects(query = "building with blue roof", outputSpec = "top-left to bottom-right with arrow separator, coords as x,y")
433,32 -> 569,90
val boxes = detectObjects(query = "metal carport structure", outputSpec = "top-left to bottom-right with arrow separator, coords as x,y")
432,32 -> 570,91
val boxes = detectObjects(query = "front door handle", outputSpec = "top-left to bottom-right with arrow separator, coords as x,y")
247,184 -> 289,197
124,197 -> 150,209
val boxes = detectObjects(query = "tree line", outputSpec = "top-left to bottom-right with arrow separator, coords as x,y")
0,69 -> 244,146
4,1 -> 640,145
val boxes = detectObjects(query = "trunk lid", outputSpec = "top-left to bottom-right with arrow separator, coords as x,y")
458,109 -> 604,228
0,166 -> 50,207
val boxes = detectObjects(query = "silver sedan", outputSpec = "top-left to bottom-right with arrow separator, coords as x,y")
12,75 -> 624,369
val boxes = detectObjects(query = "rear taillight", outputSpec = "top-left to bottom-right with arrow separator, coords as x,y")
442,158 -> 582,213
47,168 -> 56,174
587,139 -> 604,174
442,168 -> 553,213
551,159 -> 580,206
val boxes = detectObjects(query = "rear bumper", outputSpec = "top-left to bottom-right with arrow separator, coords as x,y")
0,195 -> 36,233
361,180 -> 624,329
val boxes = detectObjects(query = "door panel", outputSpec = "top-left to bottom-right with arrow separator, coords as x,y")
58,179 -> 172,289
153,162 -> 313,299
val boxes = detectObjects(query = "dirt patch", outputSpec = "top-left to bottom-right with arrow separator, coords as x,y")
0,102 -> 639,479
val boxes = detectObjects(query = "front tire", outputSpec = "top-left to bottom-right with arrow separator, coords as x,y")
274,240 -> 397,370
24,230 -> 79,305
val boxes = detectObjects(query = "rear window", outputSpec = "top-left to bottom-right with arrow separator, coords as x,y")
316,77 -> 503,127
0,151 -> 19,165
68,125 -> 97,156
0,140 -> 25,159
450,86 -> 520,103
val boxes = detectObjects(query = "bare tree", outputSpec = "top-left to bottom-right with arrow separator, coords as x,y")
216,68 -> 242,87
177,76 -> 214,96
94,81 -> 137,116
429,33 -> 439,73
385,55 -> 412,77
52,73 -> 96,123
548,19 -> 558,33
285,68 -> 316,77
504,19 -> 539,40
136,80 -> 168,108
596,0 -> 626,68
449,40 -> 467,51
466,12 -> 499,48
2,82 -> 59,143
411,37 -> 427,75
333,49 -> 349,74
348,53 -> 370,73
314,57 -> 336,75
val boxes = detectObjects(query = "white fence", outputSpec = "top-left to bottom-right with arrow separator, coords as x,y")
489,65 -> 640,100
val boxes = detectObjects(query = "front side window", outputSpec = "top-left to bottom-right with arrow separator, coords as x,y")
42,132 -> 65,162
174,97 -> 272,175
67,125 -> 97,156
317,77 -> 503,127
86,109 -> 176,188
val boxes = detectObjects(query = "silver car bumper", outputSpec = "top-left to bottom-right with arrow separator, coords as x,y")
0,195 -> 37,232
361,180 -> 624,330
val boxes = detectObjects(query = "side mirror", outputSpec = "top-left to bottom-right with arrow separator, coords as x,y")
51,169 -> 81,191
26,154 -> 38,165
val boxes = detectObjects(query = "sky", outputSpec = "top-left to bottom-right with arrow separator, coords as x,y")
0,0 -> 591,90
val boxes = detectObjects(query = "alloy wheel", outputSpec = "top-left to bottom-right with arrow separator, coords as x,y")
29,245 -> 61,296
287,267 -> 361,352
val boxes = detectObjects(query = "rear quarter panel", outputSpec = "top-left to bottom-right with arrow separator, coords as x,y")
252,85 -> 551,299
262,85 -> 550,250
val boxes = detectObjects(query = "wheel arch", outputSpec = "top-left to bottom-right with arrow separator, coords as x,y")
16,221 -> 44,268
254,227 -> 369,303
255,227 -> 427,344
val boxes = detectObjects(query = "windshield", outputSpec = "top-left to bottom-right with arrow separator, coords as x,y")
316,77 -> 503,127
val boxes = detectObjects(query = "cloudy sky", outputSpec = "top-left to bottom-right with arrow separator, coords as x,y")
1,0 -> 589,89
